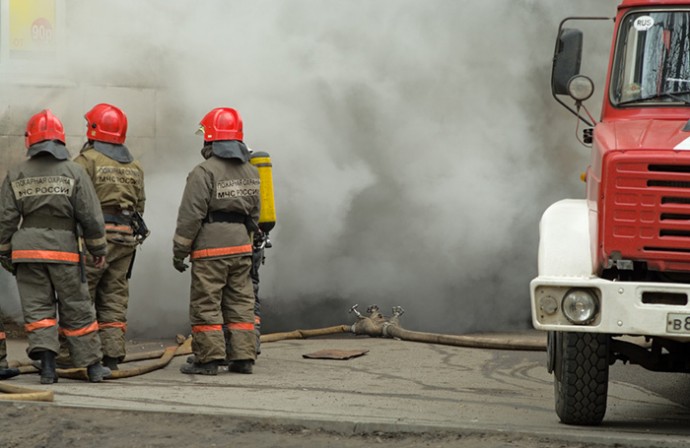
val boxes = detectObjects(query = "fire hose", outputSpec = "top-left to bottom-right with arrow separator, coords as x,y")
347,304 -> 545,351
2,335 -> 193,399
8,335 -> 193,378
0,382 -> 53,402
258,304 -> 545,351
1,304 -> 544,401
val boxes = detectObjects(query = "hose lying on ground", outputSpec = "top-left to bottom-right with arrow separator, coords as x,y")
0,382 -> 53,402
251,306 -> 545,350
260,325 -> 352,343
57,336 -> 193,381
379,326 -> 545,351
348,305 -> 546,351
6,305 -> 545,385
9,335 -> 193,381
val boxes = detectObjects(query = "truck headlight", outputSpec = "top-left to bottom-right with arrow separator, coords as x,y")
562,288 -> 598,324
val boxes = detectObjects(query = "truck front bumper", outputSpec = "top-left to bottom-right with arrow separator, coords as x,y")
531,276 -> 690,339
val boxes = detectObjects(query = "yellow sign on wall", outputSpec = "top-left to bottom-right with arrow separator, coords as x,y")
9,0 -> 57,56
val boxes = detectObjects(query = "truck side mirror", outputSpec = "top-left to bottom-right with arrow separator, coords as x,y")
552,28 -> 583,96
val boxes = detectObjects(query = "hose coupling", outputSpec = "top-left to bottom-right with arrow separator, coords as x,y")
349,304 -> 363,318
392,306 -> 405,317
382,322 -> 392,337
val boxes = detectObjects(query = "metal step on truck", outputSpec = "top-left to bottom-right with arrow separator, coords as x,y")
531,0 -> 690,426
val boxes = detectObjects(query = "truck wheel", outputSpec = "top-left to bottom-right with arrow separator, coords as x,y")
553,331 -> 610,425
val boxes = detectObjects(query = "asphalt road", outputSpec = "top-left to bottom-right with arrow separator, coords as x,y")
1,333 -> 690,448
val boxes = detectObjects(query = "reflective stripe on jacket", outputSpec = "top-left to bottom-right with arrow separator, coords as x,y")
12,249 -> 80,264
190,244 -> 253,260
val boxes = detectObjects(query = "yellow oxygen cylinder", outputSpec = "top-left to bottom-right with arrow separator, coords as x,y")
250,151 -> 276,232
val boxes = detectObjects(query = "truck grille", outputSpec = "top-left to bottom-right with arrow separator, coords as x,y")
602,152 -> 690,271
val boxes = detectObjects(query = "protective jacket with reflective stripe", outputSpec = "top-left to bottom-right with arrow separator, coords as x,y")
0,153 -> 107,262
173,153 -> 260,261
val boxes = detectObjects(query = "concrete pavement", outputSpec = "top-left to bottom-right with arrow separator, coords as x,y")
3,332 -> 690,447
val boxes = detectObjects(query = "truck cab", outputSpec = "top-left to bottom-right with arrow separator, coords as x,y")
531,0 -> 690,425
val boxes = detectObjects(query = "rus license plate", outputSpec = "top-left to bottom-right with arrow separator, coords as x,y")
667,313 -> 690,333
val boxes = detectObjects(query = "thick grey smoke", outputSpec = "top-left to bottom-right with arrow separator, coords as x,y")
1,0 -> 618,335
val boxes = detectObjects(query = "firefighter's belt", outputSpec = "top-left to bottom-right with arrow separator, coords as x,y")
103,213 -> 130,225
102,207 -> 132,225
21,215 -> 74,231
203,211 -> 247,224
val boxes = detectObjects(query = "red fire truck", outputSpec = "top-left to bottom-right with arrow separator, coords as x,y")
531,0 -> 690,425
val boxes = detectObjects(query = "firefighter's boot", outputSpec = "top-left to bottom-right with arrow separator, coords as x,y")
0,367 -> 20,380
39,351 -> 58,384
87,363 -> 112,383
102,356 -> 119,371
0,360 -> 21,380
229,359 -> 253,374
180,361 -> 218,375
185,356 -> 228,367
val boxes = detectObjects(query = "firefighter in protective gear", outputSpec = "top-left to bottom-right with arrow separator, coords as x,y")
173,107 -> 260,375
0,109 -> 112,383
69,103 -> 146,371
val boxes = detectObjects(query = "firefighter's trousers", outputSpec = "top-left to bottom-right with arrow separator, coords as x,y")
190,256 -> 256,364
16,263 -> 102,367
85,241 -> 136,360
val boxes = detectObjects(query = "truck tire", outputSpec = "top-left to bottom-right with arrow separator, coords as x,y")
553,331 -> 610,425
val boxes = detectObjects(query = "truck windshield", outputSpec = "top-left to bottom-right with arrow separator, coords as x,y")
611,10 -> 690,107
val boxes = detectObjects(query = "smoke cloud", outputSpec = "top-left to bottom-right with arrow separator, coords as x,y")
1,0 -> 618,335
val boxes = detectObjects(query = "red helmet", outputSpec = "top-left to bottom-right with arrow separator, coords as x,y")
25,109 -> 66,148
84,103 -> 128,144
198,107 -> 243,142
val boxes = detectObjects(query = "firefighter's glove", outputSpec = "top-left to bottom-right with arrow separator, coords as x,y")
0,255 -> 14,276
173,257 -> 189,273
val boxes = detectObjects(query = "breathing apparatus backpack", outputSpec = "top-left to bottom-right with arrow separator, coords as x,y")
249,151 -> 276,233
